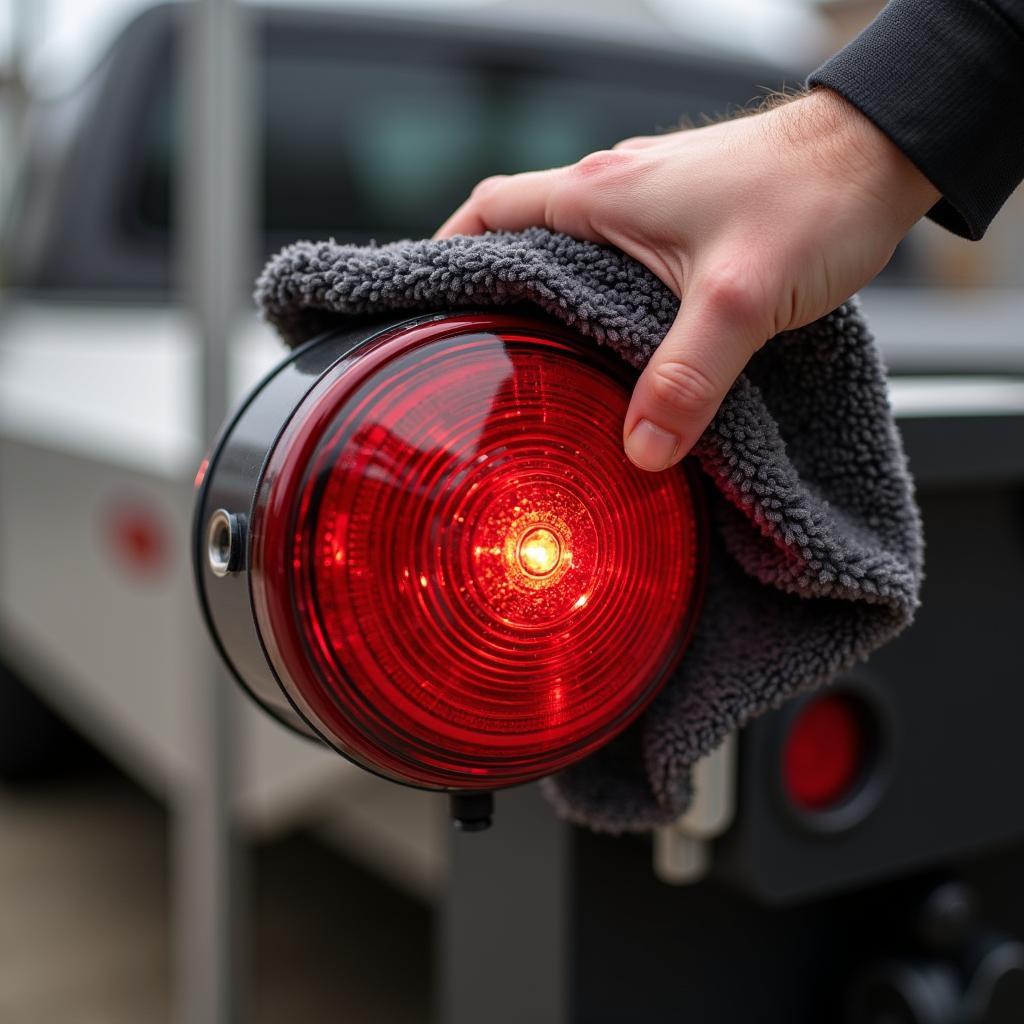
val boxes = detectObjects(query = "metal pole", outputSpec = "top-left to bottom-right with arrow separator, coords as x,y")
176,1 -> 253,1021
0,0 -> 35,212
440,785 -> 570,1024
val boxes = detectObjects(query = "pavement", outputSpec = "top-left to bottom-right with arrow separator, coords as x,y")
0,766 -> 432,1023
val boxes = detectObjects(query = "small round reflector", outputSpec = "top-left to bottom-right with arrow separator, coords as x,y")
782,692 -> 867,812
247,314 -> 705,790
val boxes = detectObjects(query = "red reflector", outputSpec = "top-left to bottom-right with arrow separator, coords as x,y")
106,501 -> 169,577
251,315 -> 705,789
783,693 -> 865,811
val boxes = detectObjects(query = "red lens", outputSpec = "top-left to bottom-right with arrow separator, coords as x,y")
251,314 -> 705,789
783,693 -> 866,812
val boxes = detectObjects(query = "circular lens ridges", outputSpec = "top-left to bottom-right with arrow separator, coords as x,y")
252,317 -> 705,789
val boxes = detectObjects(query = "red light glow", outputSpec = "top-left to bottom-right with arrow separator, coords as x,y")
251,315 -> 705,789
783,693 -> 866,811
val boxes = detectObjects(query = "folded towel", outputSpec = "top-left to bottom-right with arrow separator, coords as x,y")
255,228 -> 924,833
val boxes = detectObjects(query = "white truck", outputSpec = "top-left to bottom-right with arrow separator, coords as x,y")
0,0 -> 811,895
7,8 -> 1024,1023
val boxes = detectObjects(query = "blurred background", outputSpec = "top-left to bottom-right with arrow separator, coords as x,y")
0,2 -> 1021,1022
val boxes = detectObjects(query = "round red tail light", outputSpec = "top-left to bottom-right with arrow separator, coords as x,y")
195,313 -> 706,798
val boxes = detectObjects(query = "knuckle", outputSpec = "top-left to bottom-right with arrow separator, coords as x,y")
648,359 -> 720,415
571,148 -> 640,183
470,175 -> 506,202
700,260 -> 763,324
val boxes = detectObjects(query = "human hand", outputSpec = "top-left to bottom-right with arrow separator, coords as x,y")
435,89 -> 939,471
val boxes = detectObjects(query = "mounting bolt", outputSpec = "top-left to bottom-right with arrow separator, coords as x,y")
207,509 -> 243,577
450,792 -> 494,832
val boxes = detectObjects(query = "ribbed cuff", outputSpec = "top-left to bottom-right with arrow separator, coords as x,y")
809,0 -> 1024,240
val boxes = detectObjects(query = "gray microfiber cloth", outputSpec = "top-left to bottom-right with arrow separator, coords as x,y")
255,227 -> 924,833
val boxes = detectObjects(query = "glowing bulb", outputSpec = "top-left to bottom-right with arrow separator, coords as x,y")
518,526 -> 562,578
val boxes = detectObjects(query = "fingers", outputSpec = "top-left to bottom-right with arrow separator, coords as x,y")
432,154 -> 770,474
434,149 -> 647,241
435,167 -> 591,240
624,264 -> 769,471
433,193 -> 492,238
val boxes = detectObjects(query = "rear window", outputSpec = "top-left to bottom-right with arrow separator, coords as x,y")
129,44 -> 726,250
3,12 -> 783,294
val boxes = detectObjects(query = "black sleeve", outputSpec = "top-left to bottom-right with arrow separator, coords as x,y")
807,0 -> 1024,240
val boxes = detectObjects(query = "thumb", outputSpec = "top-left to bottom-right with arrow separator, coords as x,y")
623,266 -> 768,471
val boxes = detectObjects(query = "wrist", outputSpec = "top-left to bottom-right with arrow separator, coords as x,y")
775,87 -> 940,232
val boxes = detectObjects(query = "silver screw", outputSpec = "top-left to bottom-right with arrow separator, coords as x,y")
207,509 -> 241,577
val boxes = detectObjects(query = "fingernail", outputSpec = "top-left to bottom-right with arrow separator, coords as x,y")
625,419 -> 680,471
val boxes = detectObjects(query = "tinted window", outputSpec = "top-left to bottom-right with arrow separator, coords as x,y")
130,44 -> 723,249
